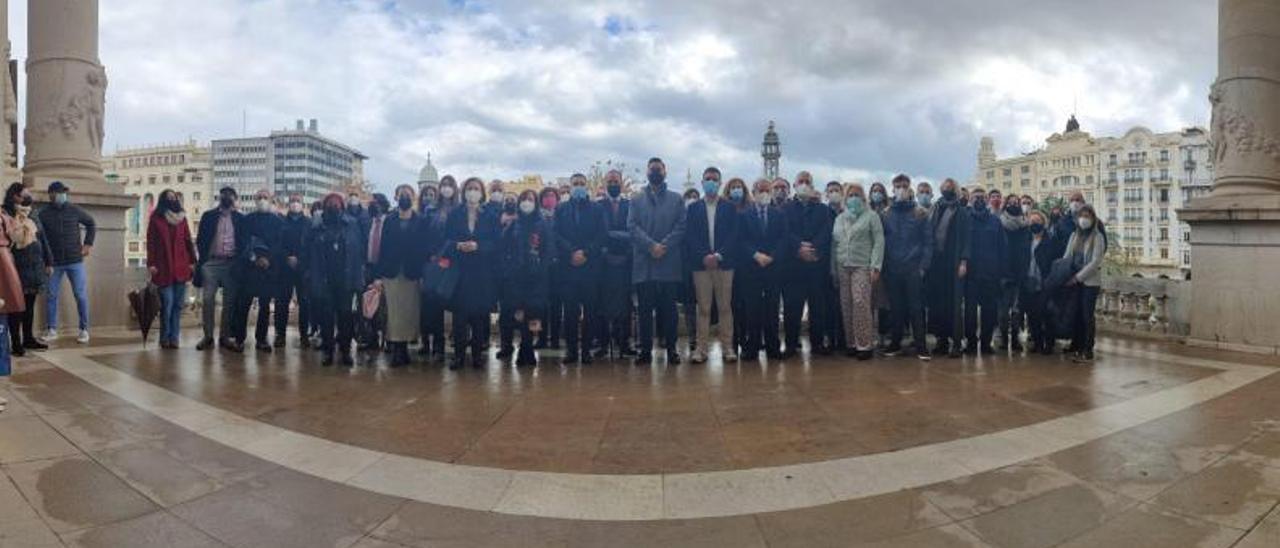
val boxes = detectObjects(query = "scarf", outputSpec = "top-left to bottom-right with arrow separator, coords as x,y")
932,200 -> 957,253
164,210 -> 187,226
9,205 -> 38,249
367,215 -> 384,264
999,210 -> 1029,231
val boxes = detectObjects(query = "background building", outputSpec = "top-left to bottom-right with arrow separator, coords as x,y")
102,140 -> 212,267
977,117 -> 1212,278
762,121 -> 780,180
212,119 -> 366,207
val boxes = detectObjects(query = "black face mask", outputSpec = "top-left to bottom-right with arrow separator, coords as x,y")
941,189 -> 957,201
607,185 -> 621,198
1006,204 -> 1022,216
647,170 -> 664,186
20,196 -> 33,207
219,196 -> 235,209
1030,224 -> 1045,234
323,206 -> 342,221
398,196 -> 413,210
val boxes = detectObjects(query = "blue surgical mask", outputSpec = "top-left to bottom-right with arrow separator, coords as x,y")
870,191 -> 885,205
729,188 -> 744,201
845,196 -> 865,214
702,179 -> 720,198
606,185 -> 622,198
54,193 -> 69,206
917,193 -> 933,208
571,186 -> 589,201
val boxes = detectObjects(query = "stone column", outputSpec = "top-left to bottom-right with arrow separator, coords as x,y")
23,0 -> 135,329
0,0 -> 16,182
1180,0 -> 1280,353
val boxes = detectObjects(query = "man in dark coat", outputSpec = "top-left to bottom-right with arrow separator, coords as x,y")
780,171 -> 834,358
594,170 -> 635,359
554,173 -> 607,365
684,167 -> 740,363
195,186 -> 248,351
628,157 -> 687,364
279,195 -> 311,348
999,193 -> 1032,352
738,178 -> 788,360
881,174 -> 933,360
36,181 -> 97,343
925,178 -> 970,358
234,189 -> 285,352
963,188 -> 1008,355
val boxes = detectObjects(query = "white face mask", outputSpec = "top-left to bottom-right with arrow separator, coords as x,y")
288,202 -> 303,214
827,191 -> 842,204
1070,201 -> 1084,214
440,186 -> 456,199
755,192 -> 773,206
489,191 -> 504,203
519,200 -> 536,214
895,187 -> 911,202
795,184 -> 812,198
1077,217 -> 1094,230
465,189 -> 483,205
257,199 -> 271,212
685,198 -> 697,207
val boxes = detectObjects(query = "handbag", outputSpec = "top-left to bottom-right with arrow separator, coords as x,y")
422,246 -> 460,301
361,283 -> 383,320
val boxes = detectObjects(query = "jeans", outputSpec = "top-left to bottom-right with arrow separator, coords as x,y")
46,261 -> 89,331
200,259 -> 238,341
636,281 -> 679,354
158,283 -> 187,344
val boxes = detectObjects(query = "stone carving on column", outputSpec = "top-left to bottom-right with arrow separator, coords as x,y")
1210,80 -> 1280,167
24,66 -> 108,153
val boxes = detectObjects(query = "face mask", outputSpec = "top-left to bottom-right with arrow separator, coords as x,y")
519,201 -> 536,215
941,189 -> 957,201
256,199 -> 271,212
1078,217 -> 1094,230
571,186 -> 588,201
846,196 -> 865,214
398,196 -> 413,210
729,188 -> 745,201
870,191 -> 885,205
54,193 -> 69,206
1022,202 -> 1033,210
323,206 -> 341,220
219,195 -> 235,209
647,169 -> 664,186
423,194 -> 437,206
465,189 -> 483,205
917,193 -> 933,208
1070,201 -> 1084,214
827,191 -> 843,204
489,191 -> 504,204
347,199 -> 360,210
755,192 -> 773,206
606,185 -> 621,198
973,198 -> 988,212
795,184 -> 812,198
20,196 -> 33,207
895,188 -> 912,202
1030,223 -> 1045,234
685,198 -> 697,207
702,180 -> 720,198
541,196 -> 558,210
440,186 -> 456,199
773,189 -> 788,202
289,202 -> 303,214
1006,204 -> 1023,216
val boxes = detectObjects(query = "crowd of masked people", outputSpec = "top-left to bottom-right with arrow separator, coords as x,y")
0,159 -> 1109,375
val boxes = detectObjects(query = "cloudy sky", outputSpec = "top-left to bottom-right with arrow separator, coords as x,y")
11,0 -> 1217,191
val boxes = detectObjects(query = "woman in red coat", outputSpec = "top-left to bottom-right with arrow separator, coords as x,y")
146,189 -> 196,349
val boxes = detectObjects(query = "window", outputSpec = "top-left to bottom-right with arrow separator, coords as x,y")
1160,168 -> 1169,181
1085,175 -> 1094,185
177,175 -> 185,183
1002,168 -> 1012,177
986,170 -> 994,180
148,175 -> 156,185
1160,228 -> 1168,241
1109,154 -> 1117,166
1106,190 -> 1118,204
162,175 -> 171,184
128,241 -> 140,253
1160,150 -> 1170,162
1021,165 -> 1030,174
1159,189 -> 1169,203
1183,251 -> 1191,265
1020,178 -> 1030,188
1160,248 -> 1169,259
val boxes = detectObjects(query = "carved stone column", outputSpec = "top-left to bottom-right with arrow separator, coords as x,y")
1180,0 -> 1280,353
22,0 -> 134,329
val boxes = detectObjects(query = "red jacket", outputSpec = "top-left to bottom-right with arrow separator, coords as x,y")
146,213 -> 196,286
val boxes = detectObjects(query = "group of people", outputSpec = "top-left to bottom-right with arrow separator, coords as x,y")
0,159 -> 1108,376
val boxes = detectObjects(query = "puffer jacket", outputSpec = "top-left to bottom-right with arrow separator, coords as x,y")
881,200 -> 933,275
36,202 -> 96,266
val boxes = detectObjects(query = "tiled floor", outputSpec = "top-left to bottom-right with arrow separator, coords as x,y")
1,331 -> 1279,547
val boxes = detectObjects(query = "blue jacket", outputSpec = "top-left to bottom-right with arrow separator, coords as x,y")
967,208 -> 1008,282
444,205 -> 500,316
554,198 -> 607,282
684,199 -> 740,271
738,204 -> 789,279
881,201 -> 933,274
628,186 -> 687,284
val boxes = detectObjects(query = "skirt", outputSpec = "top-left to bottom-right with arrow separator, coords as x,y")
382,275 -> 421,342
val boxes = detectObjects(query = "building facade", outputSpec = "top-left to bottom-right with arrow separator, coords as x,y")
977,118 -> 1212,278
102,140 -> 213,267
212,119 -> 366,207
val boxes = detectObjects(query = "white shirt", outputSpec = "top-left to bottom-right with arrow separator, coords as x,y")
705,198 -> 717,251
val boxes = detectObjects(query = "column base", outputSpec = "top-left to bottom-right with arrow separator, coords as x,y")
1179,195 -> 1280,354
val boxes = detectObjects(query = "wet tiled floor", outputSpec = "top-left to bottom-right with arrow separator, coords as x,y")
1,331 -> 1279,547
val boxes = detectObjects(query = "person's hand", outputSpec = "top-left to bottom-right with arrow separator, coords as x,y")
514,309 -> 525,322
754,252 -> 772,267
255,257 -> 270,270
703,254 -> 719,270
650,243 -> 667,259
372,279 -> 383,289
45,266 -> 52,276
958,260 -> 968,279
870,269 -> 880,284
81,245 -> 92,257
501,213 -> 516,226
287,256 -> 299,269
458,241 -> 478,253
1066,276 -> 1079,287
529,319 -> 542,333
571,250 -> 587,267
148,266 -> 158,276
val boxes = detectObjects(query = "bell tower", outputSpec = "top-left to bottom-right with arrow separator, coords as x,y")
762,121 -> 780,179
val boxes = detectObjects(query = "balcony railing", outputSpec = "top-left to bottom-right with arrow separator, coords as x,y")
1097,276 -> 1189,338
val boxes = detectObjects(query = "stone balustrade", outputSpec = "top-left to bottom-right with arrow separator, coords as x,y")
1097,276 -> 1191,340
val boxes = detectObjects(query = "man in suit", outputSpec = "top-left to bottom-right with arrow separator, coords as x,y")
194,186 -> 248,352
628,157 -> 687,364
233,189 -> 285,352
554,173 -> 607,365
780,171 -> 834,358
594,169 -> 636,359
738,178 -> 787,359
685,167 -> 739,363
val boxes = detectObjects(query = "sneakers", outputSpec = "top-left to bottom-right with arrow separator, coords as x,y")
196,337 -> 215,351
1072,350 -> 1096,363
917,352 -> 932,361
77,330 -> 90,344
43,329 -> 58,341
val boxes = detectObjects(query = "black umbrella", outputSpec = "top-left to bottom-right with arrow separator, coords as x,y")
128,284 -> 162,347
